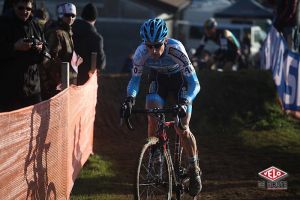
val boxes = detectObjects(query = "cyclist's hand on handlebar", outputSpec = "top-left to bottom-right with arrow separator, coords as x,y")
120,96 -> 135,118
178,98 -> 189,118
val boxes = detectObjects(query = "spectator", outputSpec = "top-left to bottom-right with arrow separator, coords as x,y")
273,0 -> 300,53
193,18 -> 240,71
0,0 -> 49,112
72,3 -> 106,85
2,0 -> 36,16
33,8 -> 50,30
42,3 -> 82,99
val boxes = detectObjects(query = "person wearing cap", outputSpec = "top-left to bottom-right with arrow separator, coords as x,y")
193,18 -> 240,71
72,3 -> 106,85
42,2 -> 82,99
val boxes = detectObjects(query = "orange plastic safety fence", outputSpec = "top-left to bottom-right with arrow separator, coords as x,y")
0,72 -> 98,200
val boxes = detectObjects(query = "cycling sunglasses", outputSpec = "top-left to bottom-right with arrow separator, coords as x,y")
64,13 -> 76,18
146,42 -> 164,49
17,6 -> 32,11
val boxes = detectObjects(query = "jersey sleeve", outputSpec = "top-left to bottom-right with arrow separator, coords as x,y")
126,44 -> 147,97
224,30 -> 241,49
168,40 -> 200,102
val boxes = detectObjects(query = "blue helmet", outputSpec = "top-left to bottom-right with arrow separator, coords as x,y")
140,18 -> 168,43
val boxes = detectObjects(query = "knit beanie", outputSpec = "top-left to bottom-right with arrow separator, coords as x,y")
81,3 -> 98,21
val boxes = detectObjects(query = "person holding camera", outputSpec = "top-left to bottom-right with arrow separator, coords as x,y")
0,0 -> 49,112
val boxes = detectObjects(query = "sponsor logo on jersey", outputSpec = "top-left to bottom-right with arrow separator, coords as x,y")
168,47 -> 190,66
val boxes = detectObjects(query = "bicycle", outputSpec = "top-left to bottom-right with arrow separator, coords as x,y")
121,105 -> 199,200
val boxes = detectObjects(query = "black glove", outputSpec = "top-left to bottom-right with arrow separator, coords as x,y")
178,98 -> 189,118
120,96 -> 135,118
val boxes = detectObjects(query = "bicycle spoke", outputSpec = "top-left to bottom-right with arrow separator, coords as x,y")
136,143 -> 172,200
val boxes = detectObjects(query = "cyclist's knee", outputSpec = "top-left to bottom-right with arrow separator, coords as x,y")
175,125 -> 190,137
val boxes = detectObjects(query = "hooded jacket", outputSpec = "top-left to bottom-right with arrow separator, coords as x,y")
72,19 -> 106,85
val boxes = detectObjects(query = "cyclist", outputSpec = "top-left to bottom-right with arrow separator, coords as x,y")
193,17 -> 240,71
122,18 -> 201,197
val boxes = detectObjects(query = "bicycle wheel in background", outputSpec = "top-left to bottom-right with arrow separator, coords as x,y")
135,137 -> 172,200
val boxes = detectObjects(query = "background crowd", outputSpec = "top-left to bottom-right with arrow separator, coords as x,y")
0,0 -> 106,112
0,0 -> 299,113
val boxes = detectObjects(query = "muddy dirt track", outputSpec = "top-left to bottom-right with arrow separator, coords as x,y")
92,74 -> 300,200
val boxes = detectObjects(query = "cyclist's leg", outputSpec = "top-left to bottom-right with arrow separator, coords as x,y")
146,71 -> 167,137
174,106 -> 198,166
145,94 -> 166,164
146,93 -> 165,137
174,105 -> 202,196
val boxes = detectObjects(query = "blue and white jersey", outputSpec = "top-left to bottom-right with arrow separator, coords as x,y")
127,38 -> 200,103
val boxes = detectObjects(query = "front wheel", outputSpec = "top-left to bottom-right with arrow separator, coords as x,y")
135,137 -> 172,200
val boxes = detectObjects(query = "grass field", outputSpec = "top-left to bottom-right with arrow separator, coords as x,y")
70,70 -> 300,200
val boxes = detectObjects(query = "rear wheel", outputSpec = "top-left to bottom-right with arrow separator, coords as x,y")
135,137 -> 172,200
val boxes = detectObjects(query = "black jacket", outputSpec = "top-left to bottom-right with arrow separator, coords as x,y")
0,11 -> 46,111
72,19 -> 106,85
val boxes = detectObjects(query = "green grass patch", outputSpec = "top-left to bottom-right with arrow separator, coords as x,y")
71,154 -> 119,198
239,129 -> 300,154
78,154 -> 115,178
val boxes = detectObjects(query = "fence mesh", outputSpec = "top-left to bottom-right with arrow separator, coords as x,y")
0,72 -> 98,200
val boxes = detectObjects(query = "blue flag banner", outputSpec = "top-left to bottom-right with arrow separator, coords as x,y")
261,26 -> 300,118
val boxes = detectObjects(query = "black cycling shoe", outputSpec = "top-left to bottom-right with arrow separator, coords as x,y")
188,166 -> 202,197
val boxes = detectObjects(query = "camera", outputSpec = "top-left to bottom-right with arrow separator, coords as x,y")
23,36 -> 43,48
23,36 -> 51,60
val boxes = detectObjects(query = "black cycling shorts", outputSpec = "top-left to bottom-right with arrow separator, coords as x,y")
147,70 -> 187,103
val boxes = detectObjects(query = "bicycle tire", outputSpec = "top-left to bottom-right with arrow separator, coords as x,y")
135,136 -> 172,200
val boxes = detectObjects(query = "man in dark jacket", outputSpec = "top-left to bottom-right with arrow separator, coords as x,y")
72,3 -> 106,85
0,0 -> 48,112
